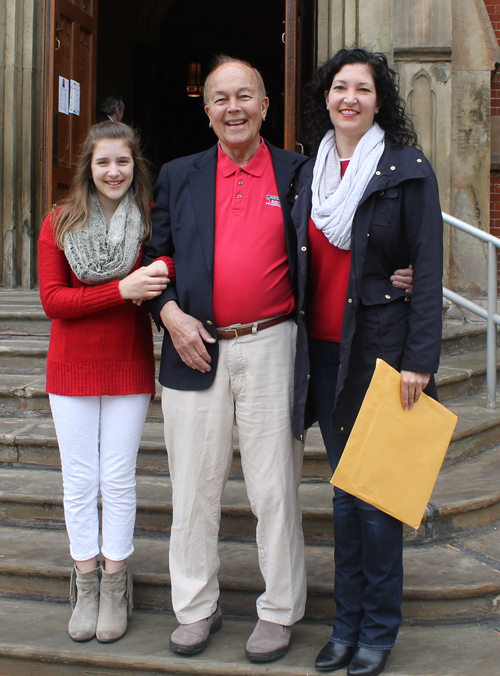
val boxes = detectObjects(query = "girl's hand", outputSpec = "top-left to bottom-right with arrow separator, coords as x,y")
400,370 -> 430,410
119,260 -> 169,302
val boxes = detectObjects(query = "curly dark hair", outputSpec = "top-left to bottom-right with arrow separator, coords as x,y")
303,48 -> 418,155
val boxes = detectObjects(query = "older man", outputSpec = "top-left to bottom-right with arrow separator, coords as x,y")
143,56 -> 309,663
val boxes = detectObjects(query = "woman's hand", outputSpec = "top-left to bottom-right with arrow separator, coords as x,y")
119,260 -> 169,304
400,370 -> 430,410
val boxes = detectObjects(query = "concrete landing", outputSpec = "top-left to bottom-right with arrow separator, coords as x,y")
0,597 -> 499,676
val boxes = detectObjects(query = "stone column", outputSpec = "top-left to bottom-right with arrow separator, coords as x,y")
448,0 -> 500,295
0,0 -> 44,289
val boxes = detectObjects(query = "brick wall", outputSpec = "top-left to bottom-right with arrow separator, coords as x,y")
484,1 -> 500,241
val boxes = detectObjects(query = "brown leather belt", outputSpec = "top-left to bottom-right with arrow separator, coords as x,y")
216,313 -> 292,340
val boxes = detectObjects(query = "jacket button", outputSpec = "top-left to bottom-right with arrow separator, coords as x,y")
367,233 -> 370,237
405,297 -> 410,302
300,310 -> 305,315
307,374 -> 311,380
301,246 -> 307,252
295,194 -> 298,199
300,434 -> 304,441
340,427 -> 344,432
348,298 -> 353,303
379,191 -> 385,196
385,294 -> 391,299
390,165 -> 396,171
376,171 -> 381,176
417,158 -> 422,163
207,320 -> 213,325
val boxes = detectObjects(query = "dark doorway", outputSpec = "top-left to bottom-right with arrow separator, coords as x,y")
96,0 -> 315,179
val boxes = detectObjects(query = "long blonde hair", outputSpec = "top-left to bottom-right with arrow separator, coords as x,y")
52,122 -> 152,249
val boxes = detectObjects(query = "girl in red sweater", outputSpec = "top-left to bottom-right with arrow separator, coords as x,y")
39,122 -> 172,644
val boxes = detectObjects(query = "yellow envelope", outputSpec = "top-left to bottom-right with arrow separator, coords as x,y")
331,358 -> 458,529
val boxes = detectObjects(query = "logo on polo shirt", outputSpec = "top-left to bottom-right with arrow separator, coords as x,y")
266,194 -> 281,208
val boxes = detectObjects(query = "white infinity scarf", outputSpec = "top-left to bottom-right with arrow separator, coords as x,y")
311,123 -> 385,250
64,189 -> 143,284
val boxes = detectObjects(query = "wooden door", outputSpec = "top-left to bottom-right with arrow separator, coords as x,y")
284,0 -> 316,153
43,0 -> 98,212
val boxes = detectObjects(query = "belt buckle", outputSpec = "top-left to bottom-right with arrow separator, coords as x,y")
221,328 -> 238,339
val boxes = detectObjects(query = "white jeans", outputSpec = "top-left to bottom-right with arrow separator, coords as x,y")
49,393 -> 150,562
162,320 -> 306,625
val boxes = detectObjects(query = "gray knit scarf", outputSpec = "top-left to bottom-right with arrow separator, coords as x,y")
64,189 -> 143,284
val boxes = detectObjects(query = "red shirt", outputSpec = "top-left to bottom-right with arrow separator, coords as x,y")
307,159 -> 351,342
212,140 -> 295,327
38,213 -> 174,397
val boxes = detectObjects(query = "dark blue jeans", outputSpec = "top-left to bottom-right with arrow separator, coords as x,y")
308,338 -> 403,650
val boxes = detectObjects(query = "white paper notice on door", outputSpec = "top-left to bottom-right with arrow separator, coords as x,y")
58,76 -> 70,115
69,80 -> 81,116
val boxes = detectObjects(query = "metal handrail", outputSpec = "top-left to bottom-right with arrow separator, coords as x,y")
442,211 -> 500,409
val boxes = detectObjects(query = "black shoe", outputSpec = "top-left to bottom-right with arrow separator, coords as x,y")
347,648 -> 391,676
315,641 -> 356,672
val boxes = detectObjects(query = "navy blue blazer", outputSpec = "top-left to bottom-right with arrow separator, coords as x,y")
143,141 -> 310,438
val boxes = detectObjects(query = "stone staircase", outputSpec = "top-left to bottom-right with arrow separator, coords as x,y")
0,289 -> 499,675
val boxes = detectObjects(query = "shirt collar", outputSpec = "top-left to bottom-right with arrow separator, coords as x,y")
217,138 -> 271,177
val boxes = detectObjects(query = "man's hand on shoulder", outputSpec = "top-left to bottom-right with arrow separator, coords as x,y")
160,301 -> 216,373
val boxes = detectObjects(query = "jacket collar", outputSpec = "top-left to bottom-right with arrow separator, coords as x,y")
359,143 -> 431,205
187,140 -> 307,277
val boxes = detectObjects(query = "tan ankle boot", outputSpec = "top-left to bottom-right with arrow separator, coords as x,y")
96,564 -> 133,643
68,565 -> 100,642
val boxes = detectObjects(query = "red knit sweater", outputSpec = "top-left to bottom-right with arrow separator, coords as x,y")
38,213 -> 173,397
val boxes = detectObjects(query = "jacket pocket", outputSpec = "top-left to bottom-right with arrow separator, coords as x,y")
356,297 -> 409,352
372,187 -> 399,226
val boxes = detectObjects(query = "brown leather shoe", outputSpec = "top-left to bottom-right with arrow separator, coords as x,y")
169,605 -> 222,656
245,619 -> 292,663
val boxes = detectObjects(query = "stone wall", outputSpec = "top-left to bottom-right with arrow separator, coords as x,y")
0,0 -> 44,288
318,0 -> 500,295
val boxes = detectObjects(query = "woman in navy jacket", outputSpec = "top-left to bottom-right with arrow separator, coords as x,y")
293,49 -> 443,676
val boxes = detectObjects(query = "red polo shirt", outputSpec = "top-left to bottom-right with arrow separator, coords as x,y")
307,159 -> 351,342
212,140 -> 295,327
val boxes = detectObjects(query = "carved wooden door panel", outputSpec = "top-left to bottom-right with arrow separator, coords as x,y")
284,0 -> 316,153
44,0 -> 98,212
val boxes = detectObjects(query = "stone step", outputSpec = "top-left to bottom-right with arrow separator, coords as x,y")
0,597 -> 498,676
1,444 -> 500,542
436,350 -> 500,400
1,335 -> 499,401
1,524 -> 500,621
441,319 -> 500,356
0,466 -> 335,539
0,373 -> 164,418
0,417 -> 327,479
2,385 -> 499,482
0,298 -> 51,336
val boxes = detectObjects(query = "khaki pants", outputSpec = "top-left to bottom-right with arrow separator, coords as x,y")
162,320 -> 306,625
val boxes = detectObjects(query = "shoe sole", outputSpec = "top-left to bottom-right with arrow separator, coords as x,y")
69,634 -> 96,643
315,659 -> 352,672
96,630 -> 127,644
169,615 -> 222,656
245,645 -> 288,663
